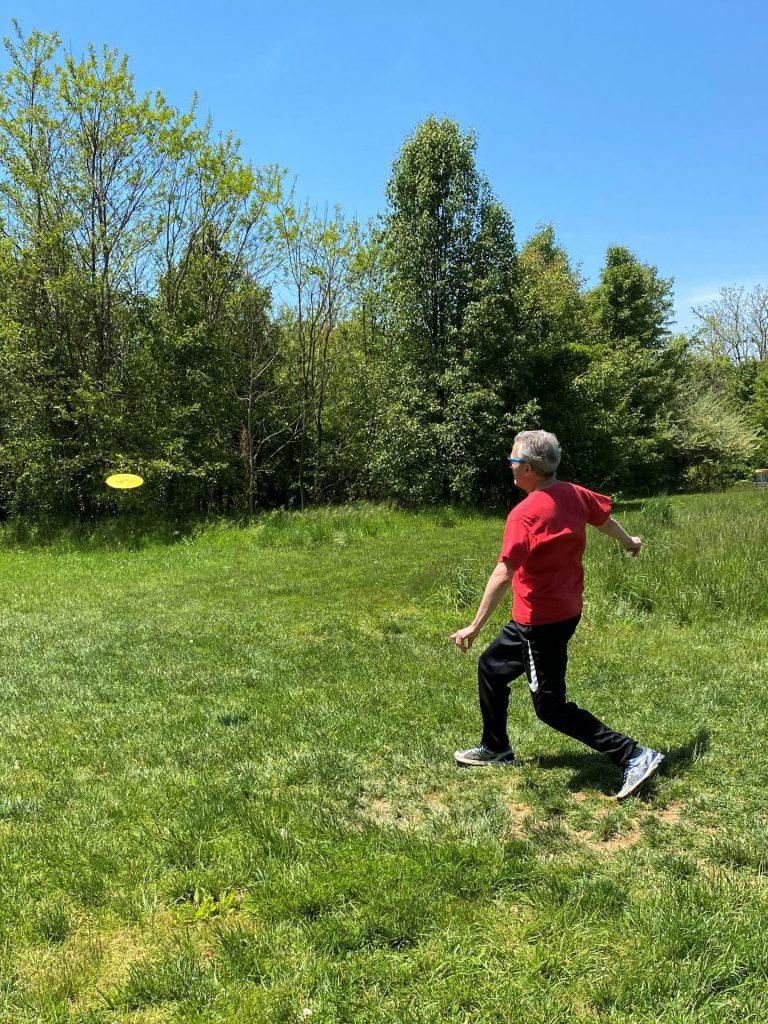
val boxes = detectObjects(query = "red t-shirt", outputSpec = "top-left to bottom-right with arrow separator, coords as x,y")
498,480 -> 612,625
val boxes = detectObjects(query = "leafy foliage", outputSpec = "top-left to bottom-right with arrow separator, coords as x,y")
0,28 -> 764,519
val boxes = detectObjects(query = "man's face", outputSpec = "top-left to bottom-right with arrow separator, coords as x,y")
509,443 -> 533,491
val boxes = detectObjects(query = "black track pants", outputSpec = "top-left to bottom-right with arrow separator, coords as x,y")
477,616 -> 637,766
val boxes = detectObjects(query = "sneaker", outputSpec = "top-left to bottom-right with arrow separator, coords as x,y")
616,746 -> 664,800
454,744 -> 515,767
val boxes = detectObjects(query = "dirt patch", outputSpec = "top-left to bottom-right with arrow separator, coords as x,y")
503,800 -> 534,840
576,826 -> 642,853
573,800 -> 687,854
505,800 -> 532,817
424,791 -> 450,813
364,793 -> 448,829
361,790 -> 688,854
360,790 -> 537,839
656,800 -> 684,825
366,795 -> 403,826
600,832 -> 640,851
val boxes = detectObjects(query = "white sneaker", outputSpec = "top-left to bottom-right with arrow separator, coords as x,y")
616,746 -> 664,800
454,744 -> 515,767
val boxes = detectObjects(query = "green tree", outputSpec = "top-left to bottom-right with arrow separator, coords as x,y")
381,116 -> 521,502
589,245 -> 674,351
750,358 -> 768,467
315,224 -> 390,502
0,24 -> 282,517
0,24 -> 196,514
570,246 -> 680,489
275,201 -> 359,506
513,226 -> 591,469
675,389 -> 761,490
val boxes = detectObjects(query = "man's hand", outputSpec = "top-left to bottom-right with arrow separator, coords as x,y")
450,625 -> 479,652
448,562 -> 512,654
625,536 -> 642,557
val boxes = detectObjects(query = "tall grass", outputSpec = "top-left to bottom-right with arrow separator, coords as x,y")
587,489 -> 768,623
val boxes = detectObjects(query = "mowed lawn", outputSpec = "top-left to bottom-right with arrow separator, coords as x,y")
0,490 -> 767,1023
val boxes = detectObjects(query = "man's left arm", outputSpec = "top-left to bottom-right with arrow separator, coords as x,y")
450,561 -> 513,652
593,516 -> 642,556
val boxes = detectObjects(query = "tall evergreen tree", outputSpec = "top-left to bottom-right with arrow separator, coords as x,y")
513,226 -> 591,470
590,245 -> 674,350
380,116 -> 522,502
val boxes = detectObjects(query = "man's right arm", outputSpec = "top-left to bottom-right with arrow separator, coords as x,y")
449,561 -> 513,652
449,512 -> 529,652
593,516 -> 642,555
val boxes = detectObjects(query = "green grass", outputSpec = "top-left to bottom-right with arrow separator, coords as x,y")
0,490 -> 767,1022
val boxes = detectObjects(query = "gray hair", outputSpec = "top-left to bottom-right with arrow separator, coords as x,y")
514,430 -> 561,478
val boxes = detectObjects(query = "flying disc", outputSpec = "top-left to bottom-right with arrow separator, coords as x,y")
105,473 -> 144,490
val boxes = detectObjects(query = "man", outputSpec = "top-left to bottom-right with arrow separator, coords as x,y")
450,429 -> 663,800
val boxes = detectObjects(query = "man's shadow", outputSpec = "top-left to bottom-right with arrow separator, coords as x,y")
532,728 -> 710,797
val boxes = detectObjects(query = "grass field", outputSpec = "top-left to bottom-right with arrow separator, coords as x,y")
0,488 -> 767,1023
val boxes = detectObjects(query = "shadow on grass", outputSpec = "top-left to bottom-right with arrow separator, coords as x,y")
0,501 -> 401,552
534,728 -> 710,796
662,728 -> 711,777
217,712 -> 251,727
0,514 -> 216,552
534,751 -> 619,796
612,497 -> 651,513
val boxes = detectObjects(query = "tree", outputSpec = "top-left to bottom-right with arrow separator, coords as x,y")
0,24 -> 283,517
314,224 -> 389,502
381,116 -> 520,502
589,245 -> 674,350
675,388 -> 761,490
572,246 -> 680,489
0,24 -> 197,514
275,200 -> 358,506
513,226 -> 590,459
232,283 -> 291,515
750,358 -> 768,467
384,116 -> 480,379
692,285 -> 768,365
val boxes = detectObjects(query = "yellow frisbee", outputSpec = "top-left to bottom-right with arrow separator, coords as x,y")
106,473 -> 144,490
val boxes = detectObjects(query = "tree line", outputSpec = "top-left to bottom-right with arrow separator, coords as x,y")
0,24 -> 765,519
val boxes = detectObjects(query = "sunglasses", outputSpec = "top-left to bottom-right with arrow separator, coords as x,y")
506,457 -> 528,466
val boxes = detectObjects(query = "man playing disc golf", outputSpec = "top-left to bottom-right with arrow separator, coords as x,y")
451,430 -> 663,800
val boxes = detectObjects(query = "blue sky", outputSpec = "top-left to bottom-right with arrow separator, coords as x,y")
3,0 -> 767,330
